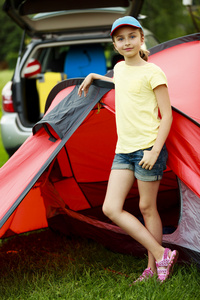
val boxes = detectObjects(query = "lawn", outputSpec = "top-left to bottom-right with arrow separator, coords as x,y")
0,70 -> 200,299
0,229 -> 200,300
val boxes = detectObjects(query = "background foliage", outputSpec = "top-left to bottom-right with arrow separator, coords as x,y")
141,0 -> 195,42
0,0 -> 199,69
0,0 -> 23,69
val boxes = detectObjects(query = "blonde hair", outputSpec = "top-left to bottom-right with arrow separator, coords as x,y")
139,29 -> 149,61
139,49 -> 149,62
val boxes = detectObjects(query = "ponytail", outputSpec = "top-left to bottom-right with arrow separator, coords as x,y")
139,28 -> 149,61
139,49 -> 149,62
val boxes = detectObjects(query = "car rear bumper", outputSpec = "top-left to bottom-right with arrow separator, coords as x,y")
0,113 -> 31,155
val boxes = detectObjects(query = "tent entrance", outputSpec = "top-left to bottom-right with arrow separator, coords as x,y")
46,153 -> 180,236
37,107 -> 180,241
35,144 -> 180,257
0,106 -> 180,248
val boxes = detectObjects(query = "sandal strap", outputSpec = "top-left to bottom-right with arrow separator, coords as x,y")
156,248 -> 179,282
163,248 -> 170,259
142,268 -> 154,277
157,268 -> 167,275
156,258 -> 169,268
156,248 -> 170,268
133,267 -> 154,283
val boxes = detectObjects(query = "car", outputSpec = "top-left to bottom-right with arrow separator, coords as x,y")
1,0 -> 159,156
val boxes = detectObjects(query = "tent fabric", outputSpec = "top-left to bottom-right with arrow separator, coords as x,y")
149,33 -> 200,124
148,33 -> 200,198
166,110 -> 200,198
33,84 -> 112,139
164,180 -> 200,252
0,81 -> 112,229
0,33 -> 200,267
0,128 -> 60,231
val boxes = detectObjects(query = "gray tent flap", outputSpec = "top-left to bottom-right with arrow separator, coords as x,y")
33,84 -> 112,140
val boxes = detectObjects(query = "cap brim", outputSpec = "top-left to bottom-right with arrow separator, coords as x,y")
110,24 -> 141,36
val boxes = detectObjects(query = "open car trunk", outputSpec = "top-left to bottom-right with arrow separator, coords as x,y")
3,0 -> 144,37
4,0 -> 144,127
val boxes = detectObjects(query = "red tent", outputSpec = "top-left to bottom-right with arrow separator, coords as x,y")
0,33 -> 200,266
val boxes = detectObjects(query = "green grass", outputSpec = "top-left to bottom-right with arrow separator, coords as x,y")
0,70 -> 13,166
0,229 -> 199,300
0,70 -> 200,299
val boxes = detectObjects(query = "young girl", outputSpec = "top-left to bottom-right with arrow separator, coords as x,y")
78,16 -> 178,283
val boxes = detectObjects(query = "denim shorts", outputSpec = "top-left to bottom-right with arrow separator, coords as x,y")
111,145 -> 168,182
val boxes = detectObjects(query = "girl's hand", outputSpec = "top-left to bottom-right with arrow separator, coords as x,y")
78,74 -> 94,97
138,149 -> 159,170
78,73 -> 113,97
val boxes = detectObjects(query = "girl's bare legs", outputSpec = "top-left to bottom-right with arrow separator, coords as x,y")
137,180 -> 163,273
102,169 -> 165,262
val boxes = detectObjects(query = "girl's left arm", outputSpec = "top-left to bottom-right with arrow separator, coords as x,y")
139,84 -> 172,170
152,84 -> 173,153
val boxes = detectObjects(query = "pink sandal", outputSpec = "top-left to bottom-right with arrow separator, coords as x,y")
156,248 -> 179,282
132,267 -> 154,284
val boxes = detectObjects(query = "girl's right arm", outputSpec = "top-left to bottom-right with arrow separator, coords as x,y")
78,73 -> 113,97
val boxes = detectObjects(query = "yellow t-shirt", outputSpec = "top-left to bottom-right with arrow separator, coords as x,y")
113,61 -> 168,153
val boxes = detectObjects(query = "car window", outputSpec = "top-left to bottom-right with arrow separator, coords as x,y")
144,34 -> 159,49
25,42 -> 118,78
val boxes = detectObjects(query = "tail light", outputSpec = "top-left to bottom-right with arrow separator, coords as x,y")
2,81 -> 15,113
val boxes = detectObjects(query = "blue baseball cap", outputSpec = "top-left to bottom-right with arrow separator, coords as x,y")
110,16 -> 143,36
